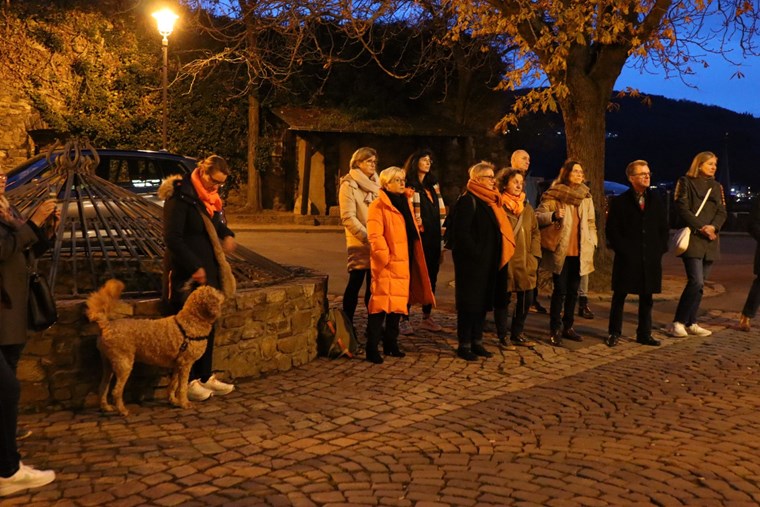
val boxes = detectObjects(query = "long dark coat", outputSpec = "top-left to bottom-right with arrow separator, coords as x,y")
749,197 -> 760,275
0,207 -> 51,346
159,174 -> 235,310
674,176 -> 727,261
451,192 -> 508,313
606,188 -> 669,295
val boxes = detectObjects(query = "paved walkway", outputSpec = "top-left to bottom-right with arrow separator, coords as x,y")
11,302 -> 760,506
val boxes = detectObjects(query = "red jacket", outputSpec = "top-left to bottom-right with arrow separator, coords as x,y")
367,190 -> 435,314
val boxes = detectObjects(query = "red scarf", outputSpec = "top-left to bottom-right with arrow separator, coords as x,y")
191,168 -> 223,217
466,179 -> 516,268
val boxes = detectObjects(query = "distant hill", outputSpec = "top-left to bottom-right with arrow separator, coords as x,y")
501,93 -> 760,189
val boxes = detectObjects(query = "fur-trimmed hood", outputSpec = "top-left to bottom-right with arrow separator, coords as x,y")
158,174 -> 185,202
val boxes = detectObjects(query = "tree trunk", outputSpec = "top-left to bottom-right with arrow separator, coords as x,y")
245,89 -> 262,211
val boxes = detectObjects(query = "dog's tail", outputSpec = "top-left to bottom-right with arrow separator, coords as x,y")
86,279 -> 130,323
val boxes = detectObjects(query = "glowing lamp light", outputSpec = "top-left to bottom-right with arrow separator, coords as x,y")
152,8 -> 178,40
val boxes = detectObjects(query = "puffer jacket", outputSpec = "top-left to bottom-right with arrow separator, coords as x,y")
367,190 -> 435,315
536,191 -> 597,276
339,173 -> 377,271
506,204 -> 541,292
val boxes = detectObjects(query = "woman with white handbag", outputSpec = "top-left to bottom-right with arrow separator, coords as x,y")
668,152 -> 727,338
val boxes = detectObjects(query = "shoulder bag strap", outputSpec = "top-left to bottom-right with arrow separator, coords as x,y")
694,188 -> 712,217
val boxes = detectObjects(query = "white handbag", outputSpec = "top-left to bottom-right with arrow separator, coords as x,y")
669,188 -> 711,255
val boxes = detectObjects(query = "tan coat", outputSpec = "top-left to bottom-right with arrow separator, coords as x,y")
339,173 -> 377,271
506,204 -> 541,292
536,194 -> 597,276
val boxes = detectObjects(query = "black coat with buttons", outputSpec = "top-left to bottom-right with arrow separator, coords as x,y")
606,188 -> 669,295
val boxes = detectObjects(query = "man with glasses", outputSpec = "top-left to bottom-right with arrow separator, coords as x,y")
605,160 -> 669,347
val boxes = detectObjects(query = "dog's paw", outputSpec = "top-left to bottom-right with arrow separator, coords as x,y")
116,404 -> 130,417
101,403 -> 115,413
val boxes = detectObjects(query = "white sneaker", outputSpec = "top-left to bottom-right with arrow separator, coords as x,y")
418,317 -> 443,332
200,375 -> 235,395
187,379 -> 214,402
686,323 -> 712,336
398,319 -> 414,335
0,463 -> 55,497
669,322 -> 688,337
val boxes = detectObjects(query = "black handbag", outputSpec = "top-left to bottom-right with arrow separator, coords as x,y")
28,271 -> 57,332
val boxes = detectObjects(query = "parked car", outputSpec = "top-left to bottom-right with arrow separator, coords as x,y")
6,149 -> 196,205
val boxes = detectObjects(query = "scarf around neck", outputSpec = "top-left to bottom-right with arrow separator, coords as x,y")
191,168 -> 224,217
349,169 -> 380,203
541,182 -> 590,207
385,189 -> 418,242
466,179 -> 516,268
502,191 -> 526,216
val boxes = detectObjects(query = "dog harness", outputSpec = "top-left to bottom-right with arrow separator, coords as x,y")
175,316 -> 210,355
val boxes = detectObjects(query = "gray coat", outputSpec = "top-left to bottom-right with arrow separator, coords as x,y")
0,208 -> 50,345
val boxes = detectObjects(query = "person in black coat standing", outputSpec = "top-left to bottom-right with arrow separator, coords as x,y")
605,160 -> 669,347
739,197 -> 760,332
451,161 -> 515,361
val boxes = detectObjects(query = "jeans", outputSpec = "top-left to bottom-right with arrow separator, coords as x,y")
343,269 -> 371,323
457,310 -> 487,350
578,274 -> 589,298
608,292 -> 654,339
550,256 -> 581,331
674,257 -> 713,325
0,346 -> 23,478
742,275 -> 760,318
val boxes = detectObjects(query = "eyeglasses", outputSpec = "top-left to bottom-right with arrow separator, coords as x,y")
479,174 -> 495,180
390,177 -> 405,184
362,159 -> 377,166
633,172 -> 651,177
204,171 -> 226,187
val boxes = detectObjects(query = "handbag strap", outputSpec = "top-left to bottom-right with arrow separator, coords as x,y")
694,188 -> 712,217
513,213 -> 525,237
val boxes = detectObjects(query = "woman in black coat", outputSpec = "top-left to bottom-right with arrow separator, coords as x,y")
739,197 -> 760,331
0,172 -> 57,496
668,151 -> 727,338
605,160 -> 669,346
160,155 -> 237,402
451,161 -> 515,361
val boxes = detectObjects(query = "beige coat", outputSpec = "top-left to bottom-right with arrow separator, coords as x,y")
339,173 -> 378,271
506,204 -> 541,292
536,194 -> 597,276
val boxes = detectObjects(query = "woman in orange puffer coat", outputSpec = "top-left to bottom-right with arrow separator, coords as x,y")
366,167 -> 435,364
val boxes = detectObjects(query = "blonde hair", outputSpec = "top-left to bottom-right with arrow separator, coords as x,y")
349,147 -> 377,170
198,154 -> 230,176
378,166 -> 405,189
468,161 -> 495,179
686,151 -> 717,178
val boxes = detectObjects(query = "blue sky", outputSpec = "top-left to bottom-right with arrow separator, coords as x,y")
617,54 -> 759,118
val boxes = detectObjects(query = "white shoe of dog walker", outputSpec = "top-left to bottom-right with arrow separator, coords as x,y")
200,375 -> 235,395
187,379 -> 214,401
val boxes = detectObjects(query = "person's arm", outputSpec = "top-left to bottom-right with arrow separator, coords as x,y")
586,197 -> 598,248
709,182 -> 728,232
535,196 -> 559,227
452,194 -> 480,259
339,181 -> 369,244
367,202 -> 389,269
163,198 -> 204,275
529,209 -> 541,258
0,223 -> 38,262
749,198 -> 760,242
674,177 -> 705,231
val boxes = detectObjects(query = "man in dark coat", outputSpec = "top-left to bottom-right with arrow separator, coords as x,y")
605,160 -> 669,347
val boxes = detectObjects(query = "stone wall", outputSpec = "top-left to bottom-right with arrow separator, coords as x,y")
18,274 -> 328,412
0,84 -> 45,169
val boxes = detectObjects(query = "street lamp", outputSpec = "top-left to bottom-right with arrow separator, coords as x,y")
152,8 -> 179,151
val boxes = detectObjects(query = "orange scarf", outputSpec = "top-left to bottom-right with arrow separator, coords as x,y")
191,168 -> 223,217
466,179 -> 516,268
502,191 -> 525,216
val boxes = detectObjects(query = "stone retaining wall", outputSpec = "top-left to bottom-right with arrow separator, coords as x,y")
18,274 -> 328,412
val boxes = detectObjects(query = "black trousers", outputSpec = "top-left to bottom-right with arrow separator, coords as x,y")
495,291 -> 534,340
0,345 -> 23,478
742,275 -> 760,318
457,310 -> 487,350
343,269 -> 371,323
366,312 -> 401,354
550,256 -> 581,331
608,292 -> 654,339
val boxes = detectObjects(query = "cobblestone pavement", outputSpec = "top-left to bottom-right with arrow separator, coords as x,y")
10,303 -> 760,506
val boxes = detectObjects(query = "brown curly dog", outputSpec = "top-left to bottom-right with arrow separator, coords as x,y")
86,279 -> 225,416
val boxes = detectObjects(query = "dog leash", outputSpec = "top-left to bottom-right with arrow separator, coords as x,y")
175,316 -> 210,356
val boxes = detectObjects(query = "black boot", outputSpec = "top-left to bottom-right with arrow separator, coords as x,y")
365,326 -> 384,364
578,296 -> 594,319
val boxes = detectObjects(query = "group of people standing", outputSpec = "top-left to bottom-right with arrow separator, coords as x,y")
338,146 -> 744,366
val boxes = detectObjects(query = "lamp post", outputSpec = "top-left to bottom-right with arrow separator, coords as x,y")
152,8 -> 179,151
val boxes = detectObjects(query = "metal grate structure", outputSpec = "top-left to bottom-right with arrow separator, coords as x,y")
7,141 -> 293,299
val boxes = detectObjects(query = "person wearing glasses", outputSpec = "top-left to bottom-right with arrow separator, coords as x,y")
450,162 -> 515,361
401,149 -> 446,334
160,155 -> 237,402
365,167 -> 434,364
0,169 -> 58,496
668,151 -> 727,338
536,159 -> 597,347
605,160 -> 669,347
339,148 -> 380,329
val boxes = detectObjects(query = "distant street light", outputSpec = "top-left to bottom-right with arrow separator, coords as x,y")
152,8 -> 179,151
